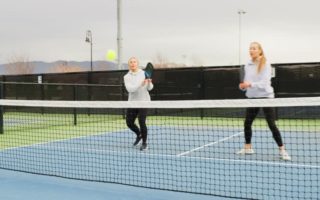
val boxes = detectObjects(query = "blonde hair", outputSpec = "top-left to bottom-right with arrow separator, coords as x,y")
251,42 -> 266,73
128,57 -> 139,65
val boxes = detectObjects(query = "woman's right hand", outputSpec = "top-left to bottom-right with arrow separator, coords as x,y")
239,81 -> 251,89
239,83 -> 245,89
142,79 -> 152,86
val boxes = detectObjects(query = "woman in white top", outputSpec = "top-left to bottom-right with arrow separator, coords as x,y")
123,57 -> 153,151
237,42 -> 291,161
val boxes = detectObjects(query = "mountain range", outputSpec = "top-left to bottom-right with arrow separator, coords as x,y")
0,60 -> 126,75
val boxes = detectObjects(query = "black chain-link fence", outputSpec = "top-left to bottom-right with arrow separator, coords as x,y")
0,63 -> 319,101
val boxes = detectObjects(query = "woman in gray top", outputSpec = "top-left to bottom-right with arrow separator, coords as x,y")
237,42 -> 291,161
124,57 -> 153,151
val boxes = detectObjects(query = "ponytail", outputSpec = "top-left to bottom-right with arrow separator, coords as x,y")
251,42 -> 266,73
257,56 -> 266,73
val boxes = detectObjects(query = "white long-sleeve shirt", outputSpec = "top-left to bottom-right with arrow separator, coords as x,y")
242,60 -> 274,98
124,69 -> 153,101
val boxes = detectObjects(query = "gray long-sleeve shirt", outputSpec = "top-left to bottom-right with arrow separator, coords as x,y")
242,60 -> 274,98
124,69 -> 153,101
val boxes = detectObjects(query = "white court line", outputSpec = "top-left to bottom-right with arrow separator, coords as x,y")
2,139 -> 320,169
177,132 -> 243,156
2,129 -> 320,169
0,129 -> 128,152
7,144 -> 320,169
178,154 -> 320,169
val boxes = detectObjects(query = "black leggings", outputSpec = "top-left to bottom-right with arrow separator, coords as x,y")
126,108 -> 148,144
244,107 -> 283,147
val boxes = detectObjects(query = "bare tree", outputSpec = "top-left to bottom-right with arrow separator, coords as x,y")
190,54 -> 204,67
152,53 -> 170,68
94,61 -> 118,71
5,54 -> 35,75
49,61 -> 84,73
152,52 -> 186,68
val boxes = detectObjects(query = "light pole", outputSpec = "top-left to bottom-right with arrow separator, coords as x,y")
238,9 -> 246,66
117,0 -> 123,70
85,30 -> 93,71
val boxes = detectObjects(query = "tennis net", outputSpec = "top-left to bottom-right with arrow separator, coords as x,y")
0,97 -> 319,199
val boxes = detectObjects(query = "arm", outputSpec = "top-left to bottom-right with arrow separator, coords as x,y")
250,64 -> 272,89
239,63 -> 272,90
124,75 -> 143,93
239,64 -> 248,91
146,79 -> 154,91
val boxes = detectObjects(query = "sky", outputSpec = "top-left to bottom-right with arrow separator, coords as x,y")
1,0 -> 320,67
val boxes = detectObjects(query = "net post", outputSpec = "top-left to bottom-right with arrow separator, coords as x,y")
0,82 -> 3,134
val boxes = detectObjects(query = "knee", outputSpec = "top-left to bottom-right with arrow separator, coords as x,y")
244,120 -> 252,128
138,121 -> 147,132
140,126 -> 148,133
126,118 -> 134,127
266,120 -> 277,129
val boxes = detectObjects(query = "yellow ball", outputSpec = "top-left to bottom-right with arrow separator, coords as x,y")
106,50 -> 116,61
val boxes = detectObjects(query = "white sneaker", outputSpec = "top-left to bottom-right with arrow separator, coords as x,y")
236,148 -> 255,155
280,150 -> 291,161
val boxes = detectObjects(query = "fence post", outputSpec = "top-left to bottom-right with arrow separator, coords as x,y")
200,68 -> 205,119
121,82 -> 126,119
0,82 -> 4,134
73,85 -> 77,126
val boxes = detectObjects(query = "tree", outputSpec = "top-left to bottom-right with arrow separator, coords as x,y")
5,54 -> 35,75
49,61 -> 84,73
152,52 -> 187,68
152,53 -> 169,68
190,54 -> 204,67
94,61 -> 117,71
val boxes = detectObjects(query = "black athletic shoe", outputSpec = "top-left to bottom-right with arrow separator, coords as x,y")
133,135 -> 142,146
140,143 -> 148,151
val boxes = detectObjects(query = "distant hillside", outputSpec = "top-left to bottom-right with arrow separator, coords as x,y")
0,60 -> 127,75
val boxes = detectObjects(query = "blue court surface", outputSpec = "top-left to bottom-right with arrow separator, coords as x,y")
0,125 -> 319,199
0,168 -> 232,200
